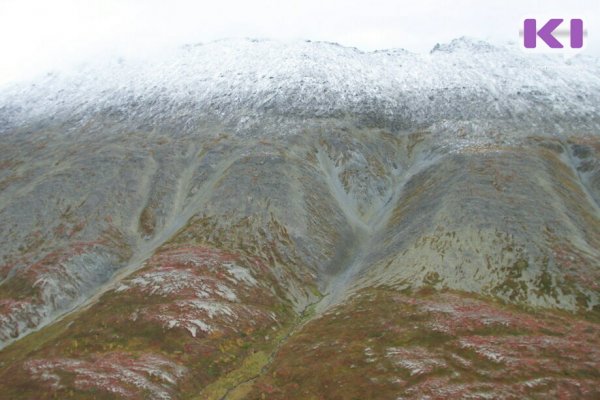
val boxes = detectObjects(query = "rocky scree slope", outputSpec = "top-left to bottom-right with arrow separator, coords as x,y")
0,38 -> 599,399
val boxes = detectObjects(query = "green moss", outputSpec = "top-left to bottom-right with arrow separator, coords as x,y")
423,271 -> 442,286
534,269 -> 558,299
491,259 -> 530,302
409,329 -> 454,347
0,275 -> 40,300
138,204 -> 156,237
193,351 -> 270,400
511,259 -> 528,278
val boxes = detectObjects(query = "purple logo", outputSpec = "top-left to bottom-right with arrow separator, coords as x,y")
523,19 -> 583,49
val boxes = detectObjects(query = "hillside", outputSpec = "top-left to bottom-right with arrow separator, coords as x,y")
0,38 -> 599,399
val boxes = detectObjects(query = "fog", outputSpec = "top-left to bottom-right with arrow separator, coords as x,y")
0,0 -> 598,86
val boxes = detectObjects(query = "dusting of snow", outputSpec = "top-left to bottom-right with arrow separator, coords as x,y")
364,346 -> 377,363
184,319 -> 213,337
386,346 -> 447,376
185,299 -> 234,318
26,353 -> 186,400
222,262 -> 258,286
215,282 -> 238,301
0,248 -> 119,350
458,338 -> 506,364
1,38 -> 598,140
523,377 -> 552,388
153,299 -> 243,338
119,269 -> 211,298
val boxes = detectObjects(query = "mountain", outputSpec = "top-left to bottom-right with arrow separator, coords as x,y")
0,37 -> 599,399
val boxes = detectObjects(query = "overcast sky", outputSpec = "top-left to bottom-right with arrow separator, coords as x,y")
0,0 -> 598,86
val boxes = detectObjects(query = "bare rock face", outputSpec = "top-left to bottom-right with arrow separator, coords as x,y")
0,38 -> 599,399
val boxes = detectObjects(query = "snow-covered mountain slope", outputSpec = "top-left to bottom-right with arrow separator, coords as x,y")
1,37 -> 599,139
0,38 -> 599,399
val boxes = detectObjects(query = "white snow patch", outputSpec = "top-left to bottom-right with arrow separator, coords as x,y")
223,262 -> 258,286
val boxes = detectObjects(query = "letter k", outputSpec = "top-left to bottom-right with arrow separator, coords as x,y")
524,19 -> 563,48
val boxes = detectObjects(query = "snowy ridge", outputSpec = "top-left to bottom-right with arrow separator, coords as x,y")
1,37 -> 599,136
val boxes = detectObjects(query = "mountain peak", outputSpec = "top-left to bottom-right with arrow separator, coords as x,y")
430,36 -> 501,53
0,36 -> 598,139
